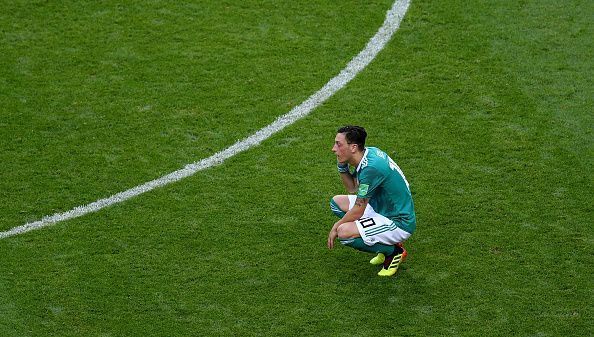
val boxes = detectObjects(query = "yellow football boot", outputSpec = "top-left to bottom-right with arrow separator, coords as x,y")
377,246 -> 407,277
369,253 -> 385,265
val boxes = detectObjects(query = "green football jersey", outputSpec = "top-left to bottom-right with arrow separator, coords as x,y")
354,147 -> 416,233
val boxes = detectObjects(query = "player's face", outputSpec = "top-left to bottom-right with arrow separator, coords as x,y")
332,133 -> 354,163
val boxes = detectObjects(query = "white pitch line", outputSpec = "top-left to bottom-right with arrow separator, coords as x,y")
0,0 -> 411,240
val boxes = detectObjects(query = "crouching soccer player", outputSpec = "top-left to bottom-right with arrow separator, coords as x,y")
328,125 -> 416,277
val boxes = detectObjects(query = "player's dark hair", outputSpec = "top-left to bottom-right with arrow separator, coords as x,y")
337,125 -> 366,151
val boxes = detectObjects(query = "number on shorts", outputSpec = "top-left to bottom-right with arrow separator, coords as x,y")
359,217 -> 376,228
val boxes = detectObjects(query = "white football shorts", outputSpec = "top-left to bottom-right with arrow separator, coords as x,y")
347,195 -> 410,246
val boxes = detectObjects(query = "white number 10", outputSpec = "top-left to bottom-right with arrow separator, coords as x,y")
388,156 -> 410,190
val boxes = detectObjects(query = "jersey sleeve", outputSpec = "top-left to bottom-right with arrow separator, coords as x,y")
356,167 -> 384,199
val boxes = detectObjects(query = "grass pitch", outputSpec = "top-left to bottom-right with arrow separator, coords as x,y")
1,1 -> 592,336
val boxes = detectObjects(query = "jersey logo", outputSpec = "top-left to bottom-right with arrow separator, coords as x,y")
360,156 -> 368,169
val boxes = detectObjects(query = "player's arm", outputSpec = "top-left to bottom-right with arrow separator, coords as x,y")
337,161 -> 358,193
338,170 -> 358,194
341,196 -> 367,221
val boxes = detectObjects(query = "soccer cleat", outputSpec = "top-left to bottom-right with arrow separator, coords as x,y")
369,253 -> 385,265
377,245 -> 407,277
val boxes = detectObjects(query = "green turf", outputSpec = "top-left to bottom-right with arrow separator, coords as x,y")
0,0 -> 392,231
1,0 -> 592,336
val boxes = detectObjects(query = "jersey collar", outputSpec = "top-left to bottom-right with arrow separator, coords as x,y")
356,147 -> 369,173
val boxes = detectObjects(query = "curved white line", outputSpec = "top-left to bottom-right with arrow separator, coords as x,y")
0,0 -> 411,240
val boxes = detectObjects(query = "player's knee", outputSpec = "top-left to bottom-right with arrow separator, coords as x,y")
330,196 -> 347,218
334,195 -> 350,209
337,222 -> 360,239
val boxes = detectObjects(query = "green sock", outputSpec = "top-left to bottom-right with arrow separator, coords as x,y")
339,237 -> 395,255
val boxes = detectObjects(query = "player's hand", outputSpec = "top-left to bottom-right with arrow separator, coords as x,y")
327,228 -> 338,249
337,161 -> 349,173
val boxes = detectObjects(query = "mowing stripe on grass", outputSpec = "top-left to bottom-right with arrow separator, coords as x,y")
0,0 -> 411,240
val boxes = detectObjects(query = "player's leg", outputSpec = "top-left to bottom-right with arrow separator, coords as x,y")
336,221 -> 396,256
329,195 -> 349,218
377,240 -> 408,277
369,243 -> 407,265
331,196 -> 398,261
354,215 -> 411,277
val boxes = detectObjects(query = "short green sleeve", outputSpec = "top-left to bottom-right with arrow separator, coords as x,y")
357,167 -> 384,199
